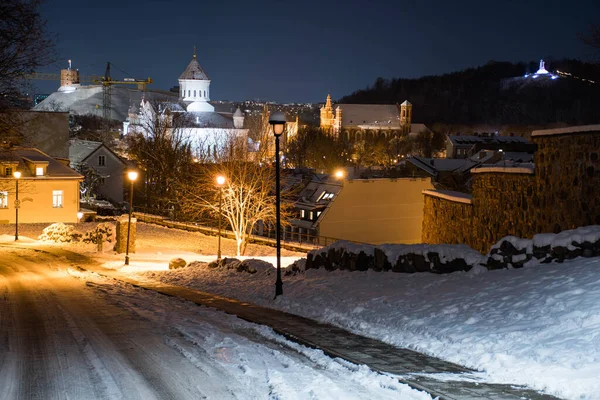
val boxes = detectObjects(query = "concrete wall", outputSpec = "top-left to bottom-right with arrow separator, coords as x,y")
0,179 -> 80,224
319,178 -> 433,244
422,128 -> 600,253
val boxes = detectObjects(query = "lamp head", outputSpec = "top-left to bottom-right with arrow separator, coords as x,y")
127,171 -> 139,182
216,175 -> 226,186
334,169 -> 344,179
269,111 -> 286,137
13,171 -> 21,179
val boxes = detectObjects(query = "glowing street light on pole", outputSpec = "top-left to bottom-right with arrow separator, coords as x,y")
216,174 -> 226,262
13,171 -> 21,241
269,111 -> 286,298
124,170 -> 138,265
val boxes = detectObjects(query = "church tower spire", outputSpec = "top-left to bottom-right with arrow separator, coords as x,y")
320,94 -> 335,132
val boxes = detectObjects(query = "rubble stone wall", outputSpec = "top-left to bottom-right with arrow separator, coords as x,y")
422,130 -> 600,254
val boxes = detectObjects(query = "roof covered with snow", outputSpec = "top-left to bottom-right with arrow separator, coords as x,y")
0,147 -> 83,179
448,135 -> 529,146
406,156 -> 480,176
68,139 -> 102,166
179,57 -> 210,81
336,104 -> 401,127
531,124 -> 600,137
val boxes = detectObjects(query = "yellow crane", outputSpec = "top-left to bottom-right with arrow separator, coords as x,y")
93,62 -> 153,120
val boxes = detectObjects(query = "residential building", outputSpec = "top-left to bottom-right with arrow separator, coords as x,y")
288,173 -> 433,245
446,134 -> 536,159
69,139 -> 127,204
0,147 -> 82,224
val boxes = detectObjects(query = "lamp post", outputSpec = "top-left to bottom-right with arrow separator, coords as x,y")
269,111 -> 286,298
13,171 -> 21,241
124,170 -> 138,265
216,175 -> 226,261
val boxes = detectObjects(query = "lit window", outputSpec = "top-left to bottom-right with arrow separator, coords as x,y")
0,191 -> 7,208
188,90 -> 190,97
36,167 -> 44,176
52,190 -> 63,208
309,211 -> 314,220
300,210 -> 305,218
98,155 -> 106,166
317,211 -> 322,218
5,167 -> 12,177
316,191 -> 326,202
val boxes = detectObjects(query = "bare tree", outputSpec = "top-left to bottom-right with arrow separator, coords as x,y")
0,0 -> 56,112
179,132 -> 292,257
125,97 -> 195,213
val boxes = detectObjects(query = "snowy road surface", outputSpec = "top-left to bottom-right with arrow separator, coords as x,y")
0,247 -> 429,400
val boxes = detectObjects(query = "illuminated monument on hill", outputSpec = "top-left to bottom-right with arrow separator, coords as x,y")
525,59 -> 558,80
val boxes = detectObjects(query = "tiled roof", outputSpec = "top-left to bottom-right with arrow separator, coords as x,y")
0,147 -> 82,178
179,57 -> 210,80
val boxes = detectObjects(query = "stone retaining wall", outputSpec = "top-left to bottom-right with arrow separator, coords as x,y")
422,128 -> 600,253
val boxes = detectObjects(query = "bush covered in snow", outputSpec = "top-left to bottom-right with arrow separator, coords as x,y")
82,223 -> 114,246
207,257 -> 258,274
38,223 -> 81,243
169,258 -> 187,269
488,225 -> 600,269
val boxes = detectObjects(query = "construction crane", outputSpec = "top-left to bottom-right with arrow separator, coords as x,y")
93,62 -> 153,120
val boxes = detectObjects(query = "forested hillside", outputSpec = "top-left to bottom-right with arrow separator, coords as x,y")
339,59 -> 600,125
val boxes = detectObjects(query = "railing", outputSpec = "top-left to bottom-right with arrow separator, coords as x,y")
131,211 -> 347,252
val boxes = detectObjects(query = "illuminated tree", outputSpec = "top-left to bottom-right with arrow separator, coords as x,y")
179,133 -> 293,256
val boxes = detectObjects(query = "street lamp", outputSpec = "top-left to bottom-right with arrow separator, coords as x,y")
124,170 -> 138,265
334,169 -> 345,179
216,175 -> 226,262
269,111 -> 286,298
13,171 -> 21,241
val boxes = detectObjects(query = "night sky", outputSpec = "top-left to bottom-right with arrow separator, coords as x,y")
38,0 -> 598,103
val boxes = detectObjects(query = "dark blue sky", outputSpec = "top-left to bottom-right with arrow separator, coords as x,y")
37,0 -> 598,103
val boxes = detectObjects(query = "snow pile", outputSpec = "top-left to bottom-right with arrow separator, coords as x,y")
488,225 -> 600,269
307,240 -> 486,273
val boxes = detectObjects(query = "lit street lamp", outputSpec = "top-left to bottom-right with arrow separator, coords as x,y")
269,111 -> 286,298
216,175 -> 226,261
13,171 -> 21,241
124,170 -> 138,265
334,169 -> 345,179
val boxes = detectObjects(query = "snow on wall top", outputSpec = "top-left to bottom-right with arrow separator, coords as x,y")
531,124 -> 600,137
490,225 -> 600,254
422,189 -> 472,204
471,163 -> 534,174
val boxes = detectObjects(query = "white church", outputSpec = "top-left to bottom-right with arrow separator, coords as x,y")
125,52 -> 249,158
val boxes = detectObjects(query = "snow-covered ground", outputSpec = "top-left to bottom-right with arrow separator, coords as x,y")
5,222 -> 600,399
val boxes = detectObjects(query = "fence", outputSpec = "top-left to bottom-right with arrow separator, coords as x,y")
131,211 -> 346,252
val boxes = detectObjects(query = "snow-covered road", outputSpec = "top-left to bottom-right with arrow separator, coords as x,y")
0,247 -> 429,400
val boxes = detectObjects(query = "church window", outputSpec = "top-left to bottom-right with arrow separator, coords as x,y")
188,90 -> 190,97
204,90 -> 206,97
194,90 -> 196,97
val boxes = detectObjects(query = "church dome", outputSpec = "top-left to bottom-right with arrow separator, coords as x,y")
179,55 -> 210,80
